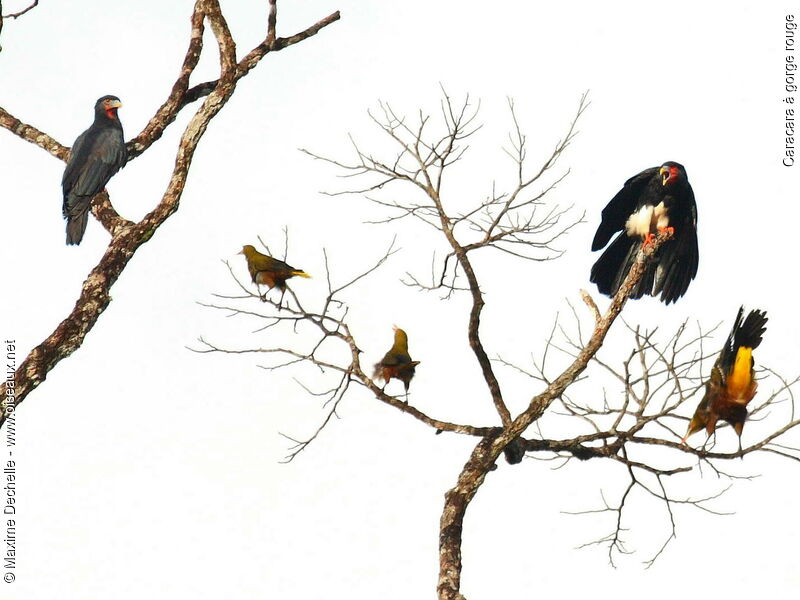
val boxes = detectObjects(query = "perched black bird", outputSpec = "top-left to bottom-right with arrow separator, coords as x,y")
62,95 -> 127,245
590,162 -> 699,304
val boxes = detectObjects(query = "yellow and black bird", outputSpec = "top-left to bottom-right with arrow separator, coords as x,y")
62,95 -> 127,245
590,162 -> 699,304
239,245 -> 310,305
683,306 -> 768,451
373,326 -> 420,397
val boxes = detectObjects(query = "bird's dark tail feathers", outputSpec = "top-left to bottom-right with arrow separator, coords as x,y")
592,231 -> 697,304
650,226 -> 698,304
590,233 -> 655,299
731,307 -> 768,352
64,195 -> 91,245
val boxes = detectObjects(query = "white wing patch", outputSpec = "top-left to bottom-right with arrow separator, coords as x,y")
625,202 -> 669,238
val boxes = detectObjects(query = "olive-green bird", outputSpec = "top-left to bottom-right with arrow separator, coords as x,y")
373,326 -> 420,398
239,244 -> 310,305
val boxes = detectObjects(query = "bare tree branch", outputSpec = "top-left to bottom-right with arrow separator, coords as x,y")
1,0 -> 37,19
0,0 -> 39,51
303,93 -> 588,431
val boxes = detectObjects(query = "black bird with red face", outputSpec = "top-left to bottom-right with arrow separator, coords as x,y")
589,161 -> 699,304
62,95 -> 127,245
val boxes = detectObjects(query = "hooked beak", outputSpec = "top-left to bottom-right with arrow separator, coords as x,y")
109,99 -> 122,109
659,166 -> 669,186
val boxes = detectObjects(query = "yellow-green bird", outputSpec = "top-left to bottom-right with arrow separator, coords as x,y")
239,244 -> 310,304
373,326 -> 420,397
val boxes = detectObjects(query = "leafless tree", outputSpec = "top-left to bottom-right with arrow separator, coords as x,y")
196,90 -> 800,598
0,0 -> 340,426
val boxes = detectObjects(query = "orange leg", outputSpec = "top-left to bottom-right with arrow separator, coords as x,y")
642,232 -> 656,247
657,226 -> 675,236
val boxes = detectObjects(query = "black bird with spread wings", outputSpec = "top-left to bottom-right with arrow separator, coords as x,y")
590,162 -> 699,304
62,95 -> 127,245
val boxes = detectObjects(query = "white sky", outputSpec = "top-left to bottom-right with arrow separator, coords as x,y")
2,1 -> 799,598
